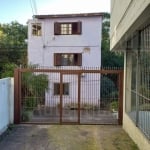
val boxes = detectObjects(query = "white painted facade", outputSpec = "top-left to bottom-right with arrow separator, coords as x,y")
27,13 -> 102,107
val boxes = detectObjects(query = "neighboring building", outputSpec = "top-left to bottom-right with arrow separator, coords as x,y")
110,1 -> 150,150
27,13 -> 102,107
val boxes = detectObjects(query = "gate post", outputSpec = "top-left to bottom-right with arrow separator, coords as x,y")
60,72 -> 63,124
118,70 -> 124,125
78,73 -> 81,124
14,69 -> 20,124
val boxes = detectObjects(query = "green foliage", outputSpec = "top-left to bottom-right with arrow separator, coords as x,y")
22,110 -> 33,121
22,67 -> 48,111
110,101 -> 118,111
25,97 -> 37,110
101,76 -> 118,98
1,63 -> 17,78
0,21 -> 27,48
0,21 -> 27,78
22,72 -> 48,98
102,13 -> 124,67
21,68 -> 49,121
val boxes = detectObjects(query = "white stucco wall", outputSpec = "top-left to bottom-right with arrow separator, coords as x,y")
28,16 -> 102,67
45,73 -> 100,107
0,78 -> 14,135
27,14 -> 102,106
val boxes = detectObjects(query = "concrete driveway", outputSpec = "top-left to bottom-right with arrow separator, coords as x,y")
0,125 -> 139,150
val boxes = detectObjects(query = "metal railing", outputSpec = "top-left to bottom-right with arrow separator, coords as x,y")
126,25 -> 150,140
14,66 -> 123,125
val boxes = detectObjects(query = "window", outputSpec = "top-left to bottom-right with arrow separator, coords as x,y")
61,24 -> 72,34
32,23 -> 42,36
54,53 -> 82,66
54,83 -> 69,95
54,22 -> 82,35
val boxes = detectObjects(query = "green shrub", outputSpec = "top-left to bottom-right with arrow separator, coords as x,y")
25,97 -> 37,110
110,101 -> 118,111
22,110 -> 33,121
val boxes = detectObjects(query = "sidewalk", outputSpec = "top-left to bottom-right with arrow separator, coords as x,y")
0,125 -> 139,150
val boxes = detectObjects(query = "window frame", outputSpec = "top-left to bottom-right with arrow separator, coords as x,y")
54,53 -> 82,66
54,22 -> 82,35
54,83 -> 69,95
31,23 -> 42,36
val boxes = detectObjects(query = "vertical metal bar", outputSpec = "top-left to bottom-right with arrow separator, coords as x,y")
136,51 -> 140,126
60,72 -> 63,124
78,73 -> 81,124
18,69 -> 22,123
118,71 -> 124,125
136,31 -> 141,126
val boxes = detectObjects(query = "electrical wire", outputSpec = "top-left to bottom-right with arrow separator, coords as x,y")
30,0 -> 38,16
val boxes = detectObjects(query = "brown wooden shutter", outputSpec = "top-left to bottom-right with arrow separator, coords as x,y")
54,83 -> 60,95
54,53 -> 61,66
78,53 -> 82,66
77,22 -> 82,34
54,22 -> 61,35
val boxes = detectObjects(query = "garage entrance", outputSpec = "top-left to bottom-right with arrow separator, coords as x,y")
14,67 -> 123,125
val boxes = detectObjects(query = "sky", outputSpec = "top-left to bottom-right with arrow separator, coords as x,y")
0,0 -> 110,25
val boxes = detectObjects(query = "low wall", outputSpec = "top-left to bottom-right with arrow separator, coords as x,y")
123,113 -> 150,150
0,78 -> 14,135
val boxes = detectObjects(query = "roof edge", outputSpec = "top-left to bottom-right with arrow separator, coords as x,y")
34,12 -> 104,19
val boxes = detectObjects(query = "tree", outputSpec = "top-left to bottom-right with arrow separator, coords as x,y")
100,14 -> 123,110
1,63 -> 17,78
101,13 -> 124,67
0,21 -> 27,78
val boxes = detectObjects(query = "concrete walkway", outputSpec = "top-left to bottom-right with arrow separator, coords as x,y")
0,125 -> 139,150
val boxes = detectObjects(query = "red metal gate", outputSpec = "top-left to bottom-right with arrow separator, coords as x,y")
14,67 -> 123,125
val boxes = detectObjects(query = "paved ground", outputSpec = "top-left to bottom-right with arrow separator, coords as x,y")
0,125 -> 139,150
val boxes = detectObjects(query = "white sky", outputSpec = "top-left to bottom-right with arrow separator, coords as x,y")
0,0 -> 110,24
38,0 -> 110,14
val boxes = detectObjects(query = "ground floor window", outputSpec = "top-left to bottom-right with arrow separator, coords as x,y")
54,83 -> 69,95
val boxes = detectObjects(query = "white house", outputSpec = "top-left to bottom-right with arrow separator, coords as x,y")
110,0 -> 150,149
27,13 -> 102,108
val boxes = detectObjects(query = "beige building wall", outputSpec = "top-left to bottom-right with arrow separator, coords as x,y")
111,0 -> 150,149
110,0 -> 150,50
123,53 -> 150,150
123,114 -> 150,150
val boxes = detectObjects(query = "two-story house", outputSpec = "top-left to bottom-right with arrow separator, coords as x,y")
27,13 -> 102,108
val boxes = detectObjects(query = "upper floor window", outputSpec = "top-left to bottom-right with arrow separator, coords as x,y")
54,22 -> 82,35
32,23 -> 42,36
54,53 -> 82,66
61,23 -> 72,35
